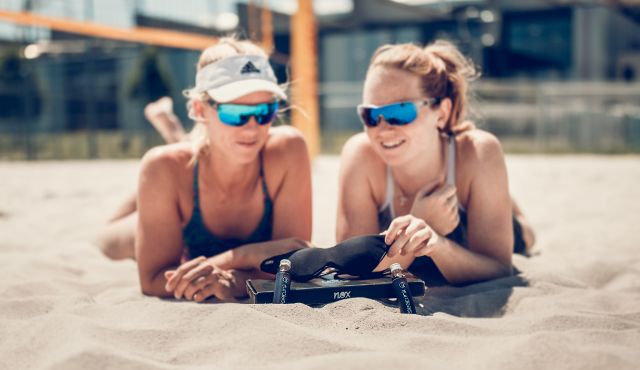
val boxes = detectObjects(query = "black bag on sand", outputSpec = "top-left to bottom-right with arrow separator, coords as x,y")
247,272 -> 426,305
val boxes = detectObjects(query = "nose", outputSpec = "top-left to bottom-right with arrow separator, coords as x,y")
377,116 -> 396,130
243,116 -> 261,129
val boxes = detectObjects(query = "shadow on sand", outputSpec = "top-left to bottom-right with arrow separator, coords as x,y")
413,272 -> 530,318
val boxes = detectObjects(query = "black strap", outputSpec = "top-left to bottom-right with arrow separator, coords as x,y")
192,161 -> 200,212
258,151 -> 270,202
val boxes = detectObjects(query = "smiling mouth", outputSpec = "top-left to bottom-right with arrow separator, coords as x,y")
237,140 -> 258,146
381,139 -> 405,149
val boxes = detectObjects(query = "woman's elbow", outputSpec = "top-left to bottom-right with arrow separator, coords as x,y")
139,280 -> 157,297
496,261 -> 513,279
140,283 -> 171,298
495,252 -> 513,278
138,272 -> 165,298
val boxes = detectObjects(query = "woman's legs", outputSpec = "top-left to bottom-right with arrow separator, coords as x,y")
96,211 -> 137,260
97,97 -> 188,260
143,97 -> 187,144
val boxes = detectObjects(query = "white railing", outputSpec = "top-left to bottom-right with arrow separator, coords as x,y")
318,80 -> 640,152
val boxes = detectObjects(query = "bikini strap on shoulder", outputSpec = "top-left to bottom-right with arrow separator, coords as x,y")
192,160 -> 201,211
446,133 -> 456,186
258,151 -> 271,201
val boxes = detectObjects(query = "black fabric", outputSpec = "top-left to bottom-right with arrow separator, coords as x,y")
259,249 -> 299,274
512,217 -> 527,255
260,215 -> 527,286
407,257 -> 448,286
404,213 -> 466,286
260,235 -> 390,282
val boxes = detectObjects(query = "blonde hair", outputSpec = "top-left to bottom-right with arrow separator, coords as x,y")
368,40 -> 479,134
183,36 -> 270,165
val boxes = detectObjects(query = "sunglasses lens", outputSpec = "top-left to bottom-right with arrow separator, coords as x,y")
357,106 -> 379,127
380,102 -> 417,126
217,108 -> 246,126
357,101 -> 418,127
217,102 -> 279,126
255,102 -> 278,124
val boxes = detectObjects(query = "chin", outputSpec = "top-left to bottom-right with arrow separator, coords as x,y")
379,153 -> 409,167
374,145 -> 410,166
232,143 -> 263,163
233,151 -> 259,164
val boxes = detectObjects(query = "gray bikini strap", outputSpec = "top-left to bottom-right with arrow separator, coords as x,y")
381,166 -> 396,218
446,134 -> 456,186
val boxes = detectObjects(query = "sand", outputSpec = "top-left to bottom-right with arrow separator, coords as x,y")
1,155 -> 639,370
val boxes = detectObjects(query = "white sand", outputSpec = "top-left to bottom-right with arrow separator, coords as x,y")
1,155 -> 639,370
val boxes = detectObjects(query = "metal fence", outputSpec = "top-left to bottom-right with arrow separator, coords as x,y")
0,45 -> 198,160
1,53 -> 640,160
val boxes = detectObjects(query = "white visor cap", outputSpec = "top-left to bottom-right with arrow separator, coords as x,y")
194,55 -> 286,103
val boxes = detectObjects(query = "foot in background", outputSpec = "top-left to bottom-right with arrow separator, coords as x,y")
144,97 -> 187,144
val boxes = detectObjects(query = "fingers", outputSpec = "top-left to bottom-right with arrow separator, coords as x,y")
413,232 -> 440,257
165,256 -> 206,292
183,267 -> 237,302
445,192 -> 458,210
387,217 -> 427,257
414,184 -> 457,215
384,215 -> 414,245
183,275 -> 210,301
193,276 -> 235,303
403,227 -> 433,256
446,197 -> 459,219
192,281 -> 221,303
415,174 -> 446,198
433,183 -> 457,198
173,263 -> 215,300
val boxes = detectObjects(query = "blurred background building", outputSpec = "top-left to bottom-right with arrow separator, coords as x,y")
1,0 -> 639,159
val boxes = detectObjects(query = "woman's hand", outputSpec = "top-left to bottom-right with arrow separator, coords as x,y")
410,183 -> 459,236
384,215 -> 443,258
164,257 -> 235,302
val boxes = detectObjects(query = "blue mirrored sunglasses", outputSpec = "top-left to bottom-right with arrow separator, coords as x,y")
356,98 -> 441,127
212,101 -> 279,126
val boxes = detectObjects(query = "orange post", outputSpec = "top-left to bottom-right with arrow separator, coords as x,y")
0,10 -> 216,50
260,0 -> 274,53
290,0 -> 320,158
248,0 -> 258,41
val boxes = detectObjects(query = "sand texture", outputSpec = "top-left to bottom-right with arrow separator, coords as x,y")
1,155 -> 639,370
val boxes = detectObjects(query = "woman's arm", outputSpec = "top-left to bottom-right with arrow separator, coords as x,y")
204,237 -> 309,271
420,133 -> 513,283
135,147 -> 185,298
336,133 -> 382,242
380,133 -> 513,284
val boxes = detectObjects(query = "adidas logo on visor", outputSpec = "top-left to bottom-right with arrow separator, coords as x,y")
241,61 -> 261,74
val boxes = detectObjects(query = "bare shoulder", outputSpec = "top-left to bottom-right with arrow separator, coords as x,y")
139,142 -> 193,183
339,132 -> 386,202
341,132 -> 383,169
264,125 -> 308,160
456,129 -> 505,167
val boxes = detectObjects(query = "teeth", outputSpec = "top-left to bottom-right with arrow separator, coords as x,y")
381,139 -> 404,149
